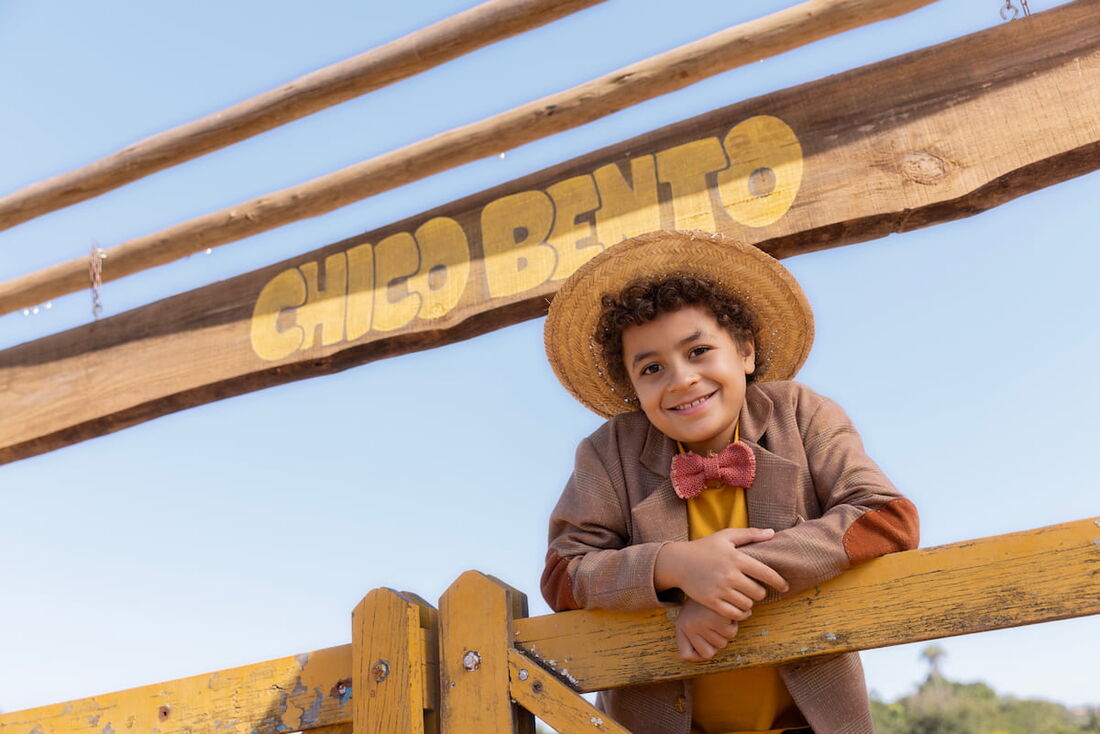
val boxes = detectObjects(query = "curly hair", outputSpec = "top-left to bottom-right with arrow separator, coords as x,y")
595,274 -> 760,395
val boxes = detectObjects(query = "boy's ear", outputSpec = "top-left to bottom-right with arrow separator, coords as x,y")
740,339 -> 756,374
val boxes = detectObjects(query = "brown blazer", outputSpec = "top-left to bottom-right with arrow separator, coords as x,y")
542,381 -> 919,734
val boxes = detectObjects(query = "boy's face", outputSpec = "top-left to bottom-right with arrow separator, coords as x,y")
621,306 -> 755,456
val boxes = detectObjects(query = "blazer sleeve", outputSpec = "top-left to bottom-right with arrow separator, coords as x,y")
541,434 -> 672,612
738,389 -> 919,598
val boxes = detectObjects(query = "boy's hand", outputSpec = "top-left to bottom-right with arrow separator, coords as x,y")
675,598 -> 740,662
654,527 -> 788,619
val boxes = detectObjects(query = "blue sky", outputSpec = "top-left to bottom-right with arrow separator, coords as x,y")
1,0 -> 1097,716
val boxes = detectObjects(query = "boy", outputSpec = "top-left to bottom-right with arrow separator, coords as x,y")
541,230 -> 918,734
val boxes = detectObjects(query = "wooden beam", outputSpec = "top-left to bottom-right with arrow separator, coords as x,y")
439,571 -> 534,733
0,0 -> 606,234
0,0 -> 940,316
3,0 -> 1100,463
0,520 -> 1095,731
0,646 -> 353,734
352,589 -> 439,734
513,517 -> 1100,693
507,648 -> 630,734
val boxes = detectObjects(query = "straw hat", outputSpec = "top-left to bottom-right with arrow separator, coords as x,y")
544,230 -> 814,418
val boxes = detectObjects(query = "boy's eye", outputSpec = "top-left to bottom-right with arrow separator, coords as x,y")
639,363 -> 661,377
688,345 -> 711,358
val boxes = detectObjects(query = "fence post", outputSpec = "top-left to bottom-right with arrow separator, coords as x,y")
439,571 -> 535,733
352,588 -> 440,734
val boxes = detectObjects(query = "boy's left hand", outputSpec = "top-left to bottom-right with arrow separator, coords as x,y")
675,598 -> 741,662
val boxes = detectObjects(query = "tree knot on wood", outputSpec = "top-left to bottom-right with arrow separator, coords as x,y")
901,151 -> 949,185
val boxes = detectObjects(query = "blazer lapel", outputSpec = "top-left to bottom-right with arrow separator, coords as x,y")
742,384 -> 799,530
634,422 -> 688,544
744,441 -> 799,531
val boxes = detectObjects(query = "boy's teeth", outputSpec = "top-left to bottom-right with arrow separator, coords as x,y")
676,395 -> 707,410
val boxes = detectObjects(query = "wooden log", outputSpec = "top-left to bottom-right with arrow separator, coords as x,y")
507,648 -> 630,734
439,571 -> 534,733
512,517 -> 1100,693
352,588 -> 439,734
0,0 -> 606,234
0,0 -> 940,316
3,0 -> 1100,463
0,645 -> 353,734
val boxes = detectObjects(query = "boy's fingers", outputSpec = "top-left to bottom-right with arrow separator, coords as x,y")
720,527 -> 776,546
741,556 -> 789,593
690,635 -> 716,660
712,599 -> 748,620
731,577 -> 767,602
676,634 -> 693,660
676,628 -> 701,661
720,588 -> 756,613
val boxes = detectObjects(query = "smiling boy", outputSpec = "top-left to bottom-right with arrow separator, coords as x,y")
541,230 -> 919,734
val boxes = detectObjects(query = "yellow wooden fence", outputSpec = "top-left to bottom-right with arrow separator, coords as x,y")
2,517 -> 1096,733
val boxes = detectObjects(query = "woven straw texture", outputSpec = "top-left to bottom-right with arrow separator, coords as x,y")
544,230 -> 814,418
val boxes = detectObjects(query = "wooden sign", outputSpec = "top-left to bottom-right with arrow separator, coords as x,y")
2,0 -> 1099,463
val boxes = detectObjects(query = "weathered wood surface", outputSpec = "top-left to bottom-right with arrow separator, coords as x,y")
0,0 -> 940,316
352,588 -> 439,734
0,0 -> 606,234
507,648 -> 630,733
1,520 -> 1096,732
3,0 -> 1100,463
513,517 -> 1100,693
0,646 -> 353,734
439,571 -> 534,733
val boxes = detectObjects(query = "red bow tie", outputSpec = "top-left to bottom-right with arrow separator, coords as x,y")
670,441 -> 756,500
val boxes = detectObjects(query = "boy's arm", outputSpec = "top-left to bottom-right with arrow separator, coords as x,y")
736,390 -> 919,599
542,435 -> 672,613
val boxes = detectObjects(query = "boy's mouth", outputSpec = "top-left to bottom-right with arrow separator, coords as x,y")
669,391 -> 716,412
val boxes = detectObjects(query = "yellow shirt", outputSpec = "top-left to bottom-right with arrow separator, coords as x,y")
683,446 -> 807,734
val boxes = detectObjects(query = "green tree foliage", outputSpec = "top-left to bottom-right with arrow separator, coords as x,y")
872,672 -> 1100,734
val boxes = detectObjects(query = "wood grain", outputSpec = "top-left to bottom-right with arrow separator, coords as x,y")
508,648 -> 630,733
2,0 -> 1099,463
513,517 -> 1100,693
1,520 -> 1095,731
0,0 -> 939,316
0,0 -> 605,234
439,571 -> 534,733
352,588 -> 439,734
0,646 -> 353,734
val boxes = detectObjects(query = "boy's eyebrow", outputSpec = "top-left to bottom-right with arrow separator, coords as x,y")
629,330 -> 706,368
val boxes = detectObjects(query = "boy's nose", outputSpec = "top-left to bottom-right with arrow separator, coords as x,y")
669,364 -> 700,390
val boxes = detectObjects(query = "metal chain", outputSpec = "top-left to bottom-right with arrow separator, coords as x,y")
89,243 -> 105,320
1001,0 -> 1032,20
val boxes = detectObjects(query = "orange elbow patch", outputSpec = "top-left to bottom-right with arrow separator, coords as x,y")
541,549 -> 579,611
843,497 -> 920,565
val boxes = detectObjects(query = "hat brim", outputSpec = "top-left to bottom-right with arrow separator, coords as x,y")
544,230 -> 814,418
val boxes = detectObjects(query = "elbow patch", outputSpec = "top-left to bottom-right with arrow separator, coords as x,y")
843,497 -> 920,565
541,549 -> 579,611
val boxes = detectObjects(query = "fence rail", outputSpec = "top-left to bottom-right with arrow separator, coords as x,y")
4,517 -> 1096,734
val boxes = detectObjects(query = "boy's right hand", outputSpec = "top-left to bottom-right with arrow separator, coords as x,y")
654,527 -> 788,619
